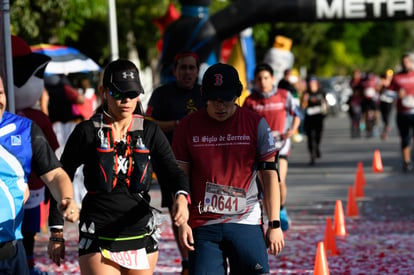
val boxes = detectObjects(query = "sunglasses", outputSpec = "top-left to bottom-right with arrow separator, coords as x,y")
109,90 -> 139,100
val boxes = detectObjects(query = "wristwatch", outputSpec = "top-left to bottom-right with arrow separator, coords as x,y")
268,220 -> 281,229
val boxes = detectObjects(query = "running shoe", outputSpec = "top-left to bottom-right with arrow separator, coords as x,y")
316,148 -> 321,158
372,126 -> 380,138
381,126 -> 390,140
403,161 -> 412,173
280,208 -> 290,231
309,158 -> 315,166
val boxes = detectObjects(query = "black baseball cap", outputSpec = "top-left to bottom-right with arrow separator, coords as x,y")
202,63 -> 242,101
102,59 -> 144,94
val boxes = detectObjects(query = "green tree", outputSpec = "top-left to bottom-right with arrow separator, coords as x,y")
10,0 -> 108,65
253,21 -> 414,77
10,0 -> 171,67
10,0 -> 107,44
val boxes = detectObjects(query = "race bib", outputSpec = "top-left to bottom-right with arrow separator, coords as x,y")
402,96 -> 414,108
380,94 -> 394,103
380,90 -> 396,103
364,87 -> 376,98
203,182 -> 246,214
100,248 -> 149,270
306,106 -> 322,115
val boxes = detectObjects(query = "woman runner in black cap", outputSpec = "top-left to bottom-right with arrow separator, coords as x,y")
48,59 -> 191,275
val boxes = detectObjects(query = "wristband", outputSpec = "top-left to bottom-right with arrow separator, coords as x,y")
50,228 -> 63,233
49,237 -> 65,243
175,191 -> 191,204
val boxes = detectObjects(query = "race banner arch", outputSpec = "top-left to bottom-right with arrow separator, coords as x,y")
159,0 -> 414,82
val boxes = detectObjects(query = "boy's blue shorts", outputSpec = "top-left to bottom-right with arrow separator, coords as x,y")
0,240 -> 29,274
189,223 -> 269,275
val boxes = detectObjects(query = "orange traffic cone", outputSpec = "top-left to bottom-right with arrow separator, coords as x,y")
346,185 -> 359,217
333,200 -> 347,236
314,241 -> 330,275
372,149 -> 383,173
324,217 -> 338,256
354,168 -> 365,198
356,161 -> 366,187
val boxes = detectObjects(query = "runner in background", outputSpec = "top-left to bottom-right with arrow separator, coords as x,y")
45,74 -> 87,208
278,69 -> 298,98
278,68 -> 304,143
244,63 -> 302,231
300,76 -> 327,165
378,69 -> 397,140
360,72 -> 380,138
348,68 -> 364,138
388,54 -> 414,172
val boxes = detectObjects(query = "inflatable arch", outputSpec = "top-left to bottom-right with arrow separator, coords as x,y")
159,0 -> 414,82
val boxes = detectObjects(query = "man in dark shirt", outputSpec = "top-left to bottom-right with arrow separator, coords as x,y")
146,50 -> 205,143
146,50 -> 205,275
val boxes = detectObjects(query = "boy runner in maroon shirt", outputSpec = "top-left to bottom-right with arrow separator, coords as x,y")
173,63 -> 284,275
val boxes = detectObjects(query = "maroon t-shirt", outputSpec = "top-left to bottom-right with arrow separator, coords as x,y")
389,71 -> 414,114
172,107 -> 276,228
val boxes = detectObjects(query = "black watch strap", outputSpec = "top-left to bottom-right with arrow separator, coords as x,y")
268,220 -> 281,229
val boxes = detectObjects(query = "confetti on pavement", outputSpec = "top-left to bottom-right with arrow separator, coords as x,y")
34,197 -> 414,275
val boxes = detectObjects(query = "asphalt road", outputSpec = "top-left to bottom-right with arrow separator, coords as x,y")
285,112 -> 414,206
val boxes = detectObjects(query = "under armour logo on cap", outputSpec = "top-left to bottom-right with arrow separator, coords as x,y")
102,59 -> 144,94
122,71 -> 135,80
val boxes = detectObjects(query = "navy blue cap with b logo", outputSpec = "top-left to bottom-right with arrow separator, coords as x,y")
103,59 -> 144,94
202,63 -> 243,101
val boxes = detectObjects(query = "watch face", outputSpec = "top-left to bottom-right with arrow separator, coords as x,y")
269,220 -> 281,228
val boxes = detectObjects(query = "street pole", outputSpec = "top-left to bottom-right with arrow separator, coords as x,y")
108,0 -> 119,61
1,0 -> 14,113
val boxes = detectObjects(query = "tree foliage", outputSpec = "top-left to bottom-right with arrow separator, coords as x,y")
10,0 -> 107,44
254,21 -> 414,76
